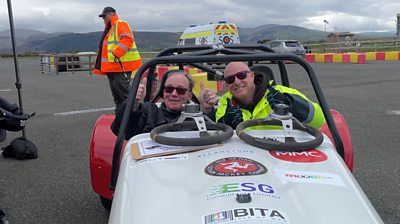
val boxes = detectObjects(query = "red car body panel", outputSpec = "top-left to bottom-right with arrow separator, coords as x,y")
320,110 -> 354,171
90,114 -> 126,199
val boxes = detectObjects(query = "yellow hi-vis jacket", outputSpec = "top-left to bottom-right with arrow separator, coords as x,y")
93,15 -> 142,75
215,85 -> 325,129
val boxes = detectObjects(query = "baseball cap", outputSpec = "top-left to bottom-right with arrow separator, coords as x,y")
98,6 -> 116,17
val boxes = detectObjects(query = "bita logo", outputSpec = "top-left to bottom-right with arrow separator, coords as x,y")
205,157 -> 267,176
269,149 -> 327,163
204,208 -> 288,224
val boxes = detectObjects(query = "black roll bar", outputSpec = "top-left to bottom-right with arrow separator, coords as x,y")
109,45 -> 344,190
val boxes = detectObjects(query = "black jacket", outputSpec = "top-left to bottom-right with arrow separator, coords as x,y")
111,101 -> 182,140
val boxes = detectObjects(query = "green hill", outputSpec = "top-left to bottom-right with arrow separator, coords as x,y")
239,24 -> 327,43
20,32 -> 101,53
17,31 -> 180,53
0,25 -> 396,54
0,29 -> 46,50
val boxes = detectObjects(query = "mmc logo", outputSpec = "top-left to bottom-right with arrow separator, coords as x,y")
269,149 -> 327,163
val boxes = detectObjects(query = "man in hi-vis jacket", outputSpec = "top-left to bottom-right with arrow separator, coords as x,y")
200,62 -> 325,129
94,6 -> 142,112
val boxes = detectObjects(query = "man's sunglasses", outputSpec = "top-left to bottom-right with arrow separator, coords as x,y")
164,86 -> 189,95
223,70 -> 249,84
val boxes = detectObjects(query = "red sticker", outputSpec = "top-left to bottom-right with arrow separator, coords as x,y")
205,157 -> 267,176
269,150 -> 327,163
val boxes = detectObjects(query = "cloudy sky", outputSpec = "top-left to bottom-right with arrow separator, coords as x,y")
1,0 -> 399,34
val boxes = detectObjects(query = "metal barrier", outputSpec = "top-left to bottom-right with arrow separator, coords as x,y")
40,52 -> 96,75
305,37 -> 400,53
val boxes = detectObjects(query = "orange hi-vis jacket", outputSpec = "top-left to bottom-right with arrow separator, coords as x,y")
93,15 -> 142,75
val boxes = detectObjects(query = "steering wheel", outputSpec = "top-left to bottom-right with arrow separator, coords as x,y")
236,104 -> 323,151
150,104 -> 233,146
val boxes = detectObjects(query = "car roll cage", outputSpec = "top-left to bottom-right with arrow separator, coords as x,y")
109,44 -> 344,190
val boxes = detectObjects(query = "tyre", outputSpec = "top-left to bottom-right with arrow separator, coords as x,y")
100,196 -> 112,210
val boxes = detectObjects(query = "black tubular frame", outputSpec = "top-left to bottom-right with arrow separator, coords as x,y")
109,44 -> 344,190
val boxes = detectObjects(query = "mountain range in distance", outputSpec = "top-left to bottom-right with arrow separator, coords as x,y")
0,24 -> 396,54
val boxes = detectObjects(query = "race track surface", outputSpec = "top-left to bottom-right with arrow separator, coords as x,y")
0,58 -> 399,224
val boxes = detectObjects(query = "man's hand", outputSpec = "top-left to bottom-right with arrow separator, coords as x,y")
266,85 -> 289,109
133,77 -> 147,110
223,99 -> 243,129
199,82 -> 218,112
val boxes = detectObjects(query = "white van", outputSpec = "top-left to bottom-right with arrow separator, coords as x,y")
178,22 -> 240,46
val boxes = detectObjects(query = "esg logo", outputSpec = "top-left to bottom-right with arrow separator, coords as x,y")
207,182 -> 276,199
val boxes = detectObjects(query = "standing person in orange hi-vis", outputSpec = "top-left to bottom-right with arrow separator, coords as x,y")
93,6 -> 142,112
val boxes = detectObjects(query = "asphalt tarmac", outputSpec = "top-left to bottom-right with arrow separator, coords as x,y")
0,57 -> 399,224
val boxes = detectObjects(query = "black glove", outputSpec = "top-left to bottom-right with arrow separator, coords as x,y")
266,85 -> 289,109
222,99 -> 243,129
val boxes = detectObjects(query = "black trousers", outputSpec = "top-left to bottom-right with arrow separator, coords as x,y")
107,72 -> 132,112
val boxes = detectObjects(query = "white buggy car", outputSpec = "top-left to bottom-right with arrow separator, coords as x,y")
90,45 -> 383,224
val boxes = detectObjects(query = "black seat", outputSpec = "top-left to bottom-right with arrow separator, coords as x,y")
151,70 -> 200,104
250,64 -> 276,85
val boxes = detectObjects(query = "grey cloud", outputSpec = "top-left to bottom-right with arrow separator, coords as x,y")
0,0 -> 399,33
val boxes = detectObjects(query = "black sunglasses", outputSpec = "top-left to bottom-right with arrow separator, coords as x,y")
224,70 -> 249,84
164,86 -> 189,95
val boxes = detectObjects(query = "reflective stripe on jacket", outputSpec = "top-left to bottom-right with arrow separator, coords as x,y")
95,15 -> 142,74
215,85 -> 325,129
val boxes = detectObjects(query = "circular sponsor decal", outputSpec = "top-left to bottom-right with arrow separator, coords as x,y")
269,149 -> 327,163
205,157 -> 267,176
222,36 -> 231,44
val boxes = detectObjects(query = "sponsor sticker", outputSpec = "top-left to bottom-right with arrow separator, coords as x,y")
206,182 -> 280,200
269,149 -> 327,163
196,149 -> 254,158
203,207 -> 289,224
205,157 -> 267,176
131,154 -> 188,167
275,169 -> 346,187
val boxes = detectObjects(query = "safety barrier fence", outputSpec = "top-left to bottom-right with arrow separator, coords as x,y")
305,37 -> 400,53
40,53 -> 96,75
305,51 -> 400,64
306,53 -> 366,64
40,51 -> 400,76
365,51 -> 400,61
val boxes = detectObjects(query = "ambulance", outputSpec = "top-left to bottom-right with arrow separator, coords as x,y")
178,21 -> 240,46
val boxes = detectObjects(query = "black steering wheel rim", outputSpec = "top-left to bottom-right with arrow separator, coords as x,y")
236,118 -> 323,151
150,120 -> 233,146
